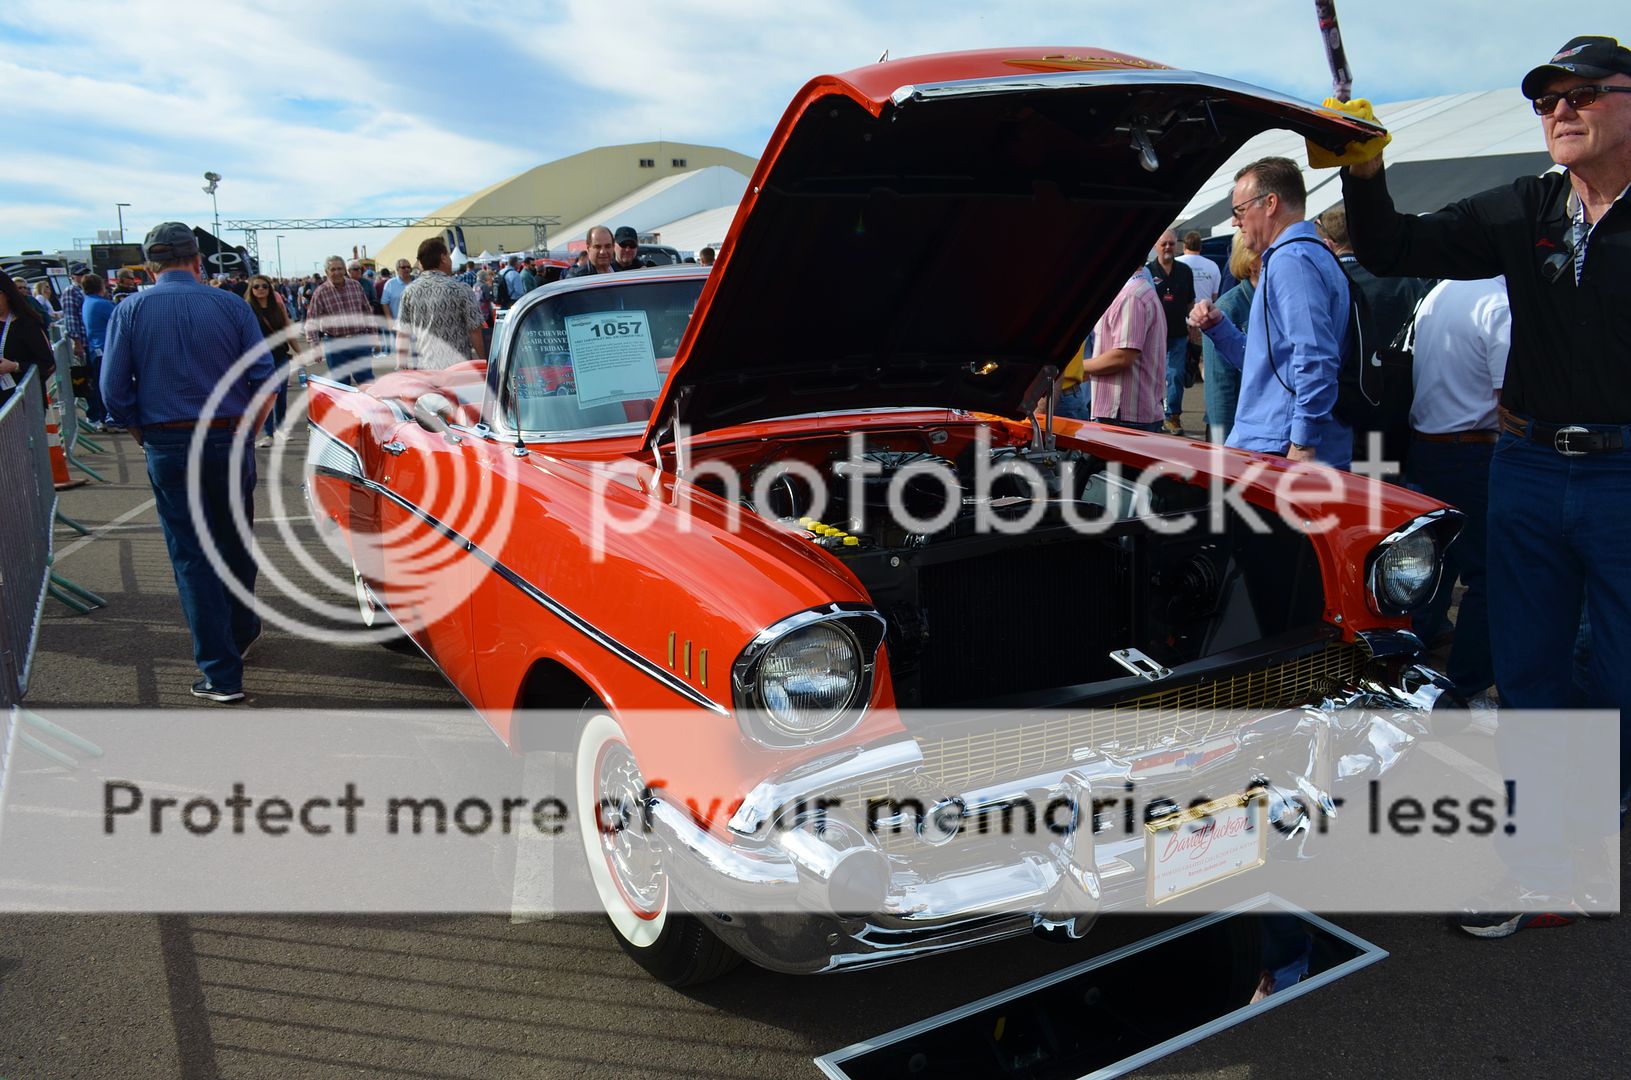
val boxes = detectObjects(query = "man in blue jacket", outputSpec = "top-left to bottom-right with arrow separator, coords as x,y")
1190,156 -> 1352,468
101,222 -> 274,703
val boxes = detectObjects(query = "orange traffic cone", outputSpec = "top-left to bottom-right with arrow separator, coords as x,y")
45,408 -> 85,490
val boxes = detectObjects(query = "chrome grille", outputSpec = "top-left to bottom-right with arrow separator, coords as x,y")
894,641 -> 1366,796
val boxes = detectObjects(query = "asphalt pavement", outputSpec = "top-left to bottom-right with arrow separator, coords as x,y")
2,388 -> 1624,1080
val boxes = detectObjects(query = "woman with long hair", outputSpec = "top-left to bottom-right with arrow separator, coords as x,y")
0,267 -> 54,406
246,273 -> 294,446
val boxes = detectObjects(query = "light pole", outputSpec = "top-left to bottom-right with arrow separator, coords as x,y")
202,172 -> 222,275
115,203 -> 130,243
275,235 -> 285,279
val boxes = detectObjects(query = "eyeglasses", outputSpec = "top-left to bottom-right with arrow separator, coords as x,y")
1532,84 -> 1631,115
1230,192 -> 1270,219
251,284 -> 269,290
617,241 -> 639,249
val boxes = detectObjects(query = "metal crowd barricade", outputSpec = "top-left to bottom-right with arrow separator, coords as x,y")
51,333 -> 109,484
1,369 -> 55,708
1,369 -> 104,845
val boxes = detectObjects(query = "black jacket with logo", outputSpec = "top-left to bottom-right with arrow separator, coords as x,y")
1342,167 -> 1630,425
1145,258 -> 1194,342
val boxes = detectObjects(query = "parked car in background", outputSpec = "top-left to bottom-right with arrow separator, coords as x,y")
305,46 -> 1459,987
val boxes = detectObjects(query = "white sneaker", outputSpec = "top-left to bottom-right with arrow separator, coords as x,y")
1466,692 -> 1499,736
255,435 -> 274,448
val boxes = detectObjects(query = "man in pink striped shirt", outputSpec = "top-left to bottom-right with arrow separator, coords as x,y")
1085,266 -> 1168,432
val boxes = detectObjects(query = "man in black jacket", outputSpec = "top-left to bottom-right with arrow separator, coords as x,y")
1146,229 -> 1195,434
1340,34 -> 1631,938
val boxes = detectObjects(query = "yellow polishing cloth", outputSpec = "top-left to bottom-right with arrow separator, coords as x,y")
1306,98 -> 1391,169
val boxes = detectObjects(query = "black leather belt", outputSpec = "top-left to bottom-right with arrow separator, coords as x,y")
1412,429 -> 1498,444
1498,406 -> 1629,456
148,418 -> 242,430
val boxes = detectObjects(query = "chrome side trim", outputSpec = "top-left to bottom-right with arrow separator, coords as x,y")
305,372 -> 360,394
307,430 -> 726,715
893,69 -> 1384,139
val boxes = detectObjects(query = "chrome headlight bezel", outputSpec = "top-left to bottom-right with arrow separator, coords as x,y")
732,604 -> 888,748
1364,508 -> 1463,616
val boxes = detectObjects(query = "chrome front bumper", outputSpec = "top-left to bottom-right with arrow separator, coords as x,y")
646,650 -> 1451,975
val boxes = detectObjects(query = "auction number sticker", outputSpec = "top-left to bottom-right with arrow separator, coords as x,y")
1145,791 -> 1268,906
563,310 -> 661,409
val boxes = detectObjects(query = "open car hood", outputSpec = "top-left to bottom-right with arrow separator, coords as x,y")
644,48 -> 1383,446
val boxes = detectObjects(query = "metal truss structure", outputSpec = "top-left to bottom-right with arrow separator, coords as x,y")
222,216 -> 561,261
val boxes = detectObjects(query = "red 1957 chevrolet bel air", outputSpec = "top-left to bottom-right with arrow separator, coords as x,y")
305,47 -> 1461,985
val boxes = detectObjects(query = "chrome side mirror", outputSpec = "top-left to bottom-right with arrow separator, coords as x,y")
413,392 -> 456,434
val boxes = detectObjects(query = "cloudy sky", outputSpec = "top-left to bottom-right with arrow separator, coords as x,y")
0,0 -> 1583,273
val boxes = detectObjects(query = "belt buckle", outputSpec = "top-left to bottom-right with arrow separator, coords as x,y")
1554,426 -> 1591,457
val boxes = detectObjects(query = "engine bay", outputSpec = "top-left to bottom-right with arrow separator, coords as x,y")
688,424 -> 1325,708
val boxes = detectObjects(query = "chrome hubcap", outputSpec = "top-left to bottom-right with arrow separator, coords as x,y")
595,743 -> 664,913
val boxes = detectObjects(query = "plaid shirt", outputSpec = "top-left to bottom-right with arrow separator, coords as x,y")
60,282 -> 87,346
397,271 -> 484,370
303,276 -> 374,346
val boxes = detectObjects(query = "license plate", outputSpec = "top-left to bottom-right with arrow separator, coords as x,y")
1145,792 -> 1268,906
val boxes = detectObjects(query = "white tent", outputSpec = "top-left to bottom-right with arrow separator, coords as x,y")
1177,88 -> 1551,237
448,246 -> 468,267
474,250 -> 497,263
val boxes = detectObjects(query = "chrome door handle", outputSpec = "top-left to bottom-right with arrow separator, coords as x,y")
381,440 -> 407,456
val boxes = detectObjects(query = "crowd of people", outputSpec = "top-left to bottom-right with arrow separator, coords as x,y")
1060,33 -> 1630,940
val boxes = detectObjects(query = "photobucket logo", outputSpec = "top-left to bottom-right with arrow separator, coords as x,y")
583,425 -> 1403,561
185,313 -> 520,645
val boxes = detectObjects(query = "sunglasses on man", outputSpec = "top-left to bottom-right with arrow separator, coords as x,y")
1531,83 -> 1631,115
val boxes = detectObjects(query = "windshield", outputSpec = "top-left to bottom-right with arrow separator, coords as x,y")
502,277 -> 706,435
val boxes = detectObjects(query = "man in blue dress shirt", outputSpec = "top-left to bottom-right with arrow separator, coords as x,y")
101,222 -> 275,703
1191,157 -> 1353,469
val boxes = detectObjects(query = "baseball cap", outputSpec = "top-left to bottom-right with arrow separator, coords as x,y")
613,226 -> 639,246
68,261 -> 89,275
1521,36 -> 1631,99
142,222 -> 200,263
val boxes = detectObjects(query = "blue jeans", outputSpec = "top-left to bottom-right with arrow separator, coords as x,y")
1407,437 -> 1495,695
322,337 -> 374,386
262,350 -> 290,437
144,427 -> 260,690
1201,337 -> 1240,443
84,347 -> 111,424
1163,337 -> 1187,419
1056,385 -> 1090,420
1487,432 -> 1631,885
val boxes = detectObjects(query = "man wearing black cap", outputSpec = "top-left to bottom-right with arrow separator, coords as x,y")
611,226 -> 651,271
1338,35 -> 1631,937
100,222 -> 275,704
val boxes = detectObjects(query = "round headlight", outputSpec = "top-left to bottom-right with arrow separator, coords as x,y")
1375,531 -> 1438,611
757,622 -> 863,739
